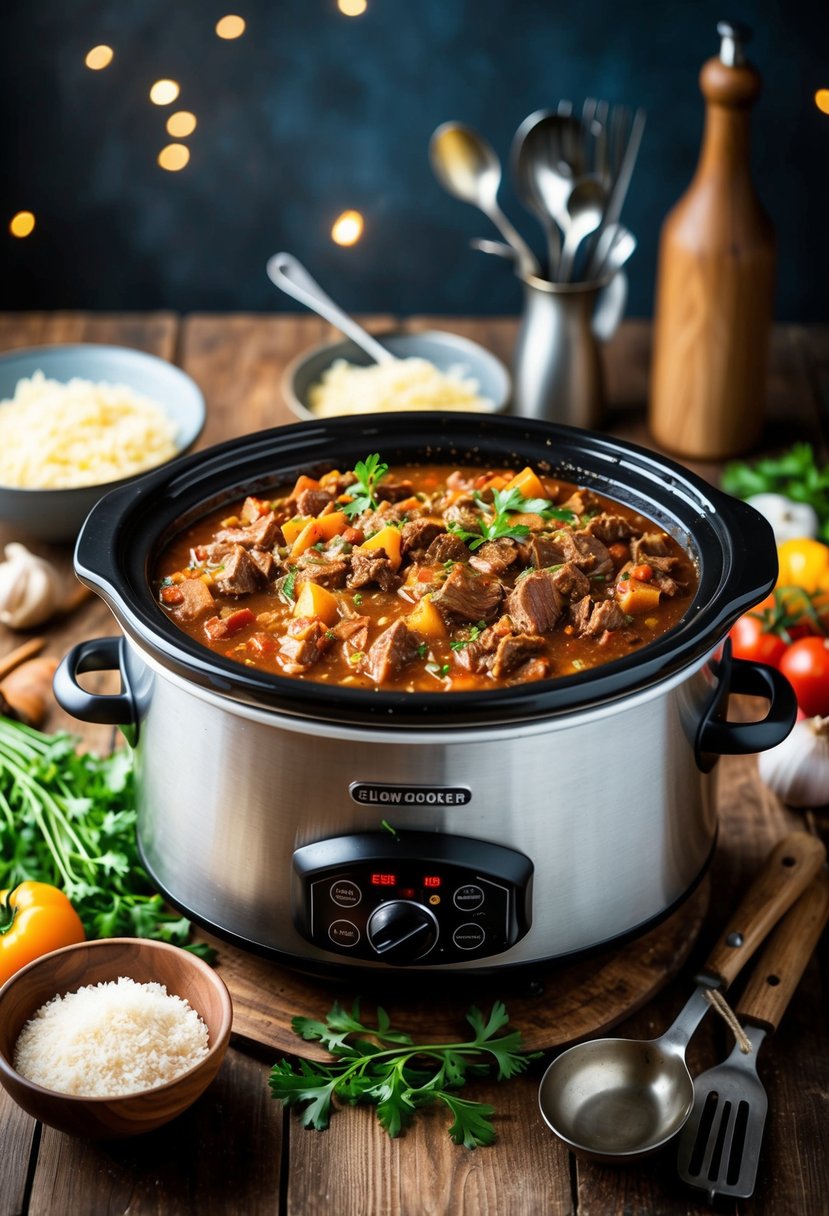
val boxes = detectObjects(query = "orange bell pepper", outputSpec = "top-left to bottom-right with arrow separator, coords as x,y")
0,881 -> 85,987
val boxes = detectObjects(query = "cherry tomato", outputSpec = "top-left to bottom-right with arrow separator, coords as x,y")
728,607 -> 787,668
778,636 -> 829,717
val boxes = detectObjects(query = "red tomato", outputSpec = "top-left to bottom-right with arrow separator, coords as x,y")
778,637 -> 829,717
728,610 -> 787,668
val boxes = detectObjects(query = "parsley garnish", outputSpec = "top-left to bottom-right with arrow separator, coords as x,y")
269,1000 -> 538,1147
353,592 -> 364,607
447,488 -> 575,551
450,622 -> 486,651
343,453 -> 389,518
278,566 -> 298,603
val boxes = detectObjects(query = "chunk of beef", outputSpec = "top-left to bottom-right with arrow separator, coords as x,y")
348,548 -> 400,592
240,496 -> 272,524
376,479 -> 415,502
173,578 -> 215,621
365,619 -> 420,684
547,561 -> 591,601
583,513 -> 636,544
490,633 -> 547,679
431,564 -> 504,623
215,510 -> 281,550
424,534 -> 470,564
214,545 -> 264,596
505,571 -> 563,634
506,656 -> 550,684
570,595 -> 628,638
443,502 -> 482,533
521,534 -> 565,569
276,618 -> 331,674
469,538 -> 520,576
331,615 -> 370,652
640,553 -> 688,598
295,553 -> 349,588
249,549 -> 276,580
546,531 -> 614,579
560,488 -> 602,516
400,518 -> 445,556
630,532 -> 673,563
451,619 -> 508,673
296,487 -> 335,517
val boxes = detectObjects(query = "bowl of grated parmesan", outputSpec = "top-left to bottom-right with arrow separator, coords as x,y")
283,329 -> 511,422
0,344 -> 206,543
0,937 -> 232,1138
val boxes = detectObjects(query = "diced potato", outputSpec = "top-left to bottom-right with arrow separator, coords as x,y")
616,577 -> 662,615
289,511 -> 348,558
505,466 -> 546,500
282,516 -> 312,545
407,594 -> 446,639
359,524 -> 402,570
290,474 -> 321,498
293,580 -> 340,626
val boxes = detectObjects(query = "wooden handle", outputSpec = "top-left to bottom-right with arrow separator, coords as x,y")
703,832 -> 826,988
734,868 -> 829,1033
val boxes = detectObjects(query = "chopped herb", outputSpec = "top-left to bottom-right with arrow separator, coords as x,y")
443,559 -> 456,571
353,592 -> 364,607
426,661 -> 451,678
278,566 -> 298,603
325,630 -> 336,640
348,652 -> 365,665
447,487 -> 575,551
343,454 -> 389,518
381,819 -> 397,836
269,999 -> 539,1147
450,623 -> 485,651
417,643 -> 428,659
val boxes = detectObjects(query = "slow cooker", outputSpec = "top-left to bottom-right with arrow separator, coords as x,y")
54,414 -> 795,977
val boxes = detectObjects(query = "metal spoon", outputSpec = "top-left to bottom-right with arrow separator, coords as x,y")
266,251 -> 393,364
557,177 -> 606,282
469,237 -> 520,264
429,122 -> 540,277
510,110 -> 585,274
591,223 -> 637,282
538,832 -> 825,1163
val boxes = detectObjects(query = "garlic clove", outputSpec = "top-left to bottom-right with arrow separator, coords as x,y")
0,543 -> 63,630
745,493 -> 819,544
758,714 -> 829,808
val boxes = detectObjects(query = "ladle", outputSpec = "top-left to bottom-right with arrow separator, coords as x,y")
557,178 -> 607,282
429,122 -> 540,278
538,832 -> 825,1163
266,252 -> 393,365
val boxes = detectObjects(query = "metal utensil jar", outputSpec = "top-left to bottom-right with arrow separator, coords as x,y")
512,272 -> 626,427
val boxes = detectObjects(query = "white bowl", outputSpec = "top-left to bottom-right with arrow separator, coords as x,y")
0,344 -> 205,544
282,329 -> 511,422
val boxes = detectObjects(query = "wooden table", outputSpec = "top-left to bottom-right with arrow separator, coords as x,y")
1,313 -> 827,1216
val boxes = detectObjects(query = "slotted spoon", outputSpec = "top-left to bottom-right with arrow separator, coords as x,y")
677,867 -> 829,1201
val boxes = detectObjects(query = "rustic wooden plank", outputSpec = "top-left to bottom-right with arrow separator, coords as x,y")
285,1071 -> 572,1216
0,1086 -> 37,1216
26,1049 -> 282,1216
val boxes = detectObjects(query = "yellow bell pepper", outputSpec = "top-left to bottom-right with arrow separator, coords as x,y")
776,538 -> 829,594
0,881 -> 85,987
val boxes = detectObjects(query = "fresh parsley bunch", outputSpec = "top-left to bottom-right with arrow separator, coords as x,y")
448,487 -> 575,550
269,998 -> 538,1148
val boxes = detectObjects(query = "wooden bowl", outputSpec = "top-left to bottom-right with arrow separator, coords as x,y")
0,937 -> 232,1139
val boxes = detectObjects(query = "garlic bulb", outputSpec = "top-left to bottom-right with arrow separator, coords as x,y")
745,493 -> 819,544
0,543 -> 62,629
758,715 -> 829,807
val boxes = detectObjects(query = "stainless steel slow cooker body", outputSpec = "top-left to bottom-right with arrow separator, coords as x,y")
56,413 -> 796,976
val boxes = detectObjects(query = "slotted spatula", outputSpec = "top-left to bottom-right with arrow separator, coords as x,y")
677,866 -> 829,1201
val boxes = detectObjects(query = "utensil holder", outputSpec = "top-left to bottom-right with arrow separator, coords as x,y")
511,272 -> 626,428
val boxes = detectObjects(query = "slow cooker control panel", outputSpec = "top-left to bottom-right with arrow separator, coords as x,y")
292,832 -> 533,965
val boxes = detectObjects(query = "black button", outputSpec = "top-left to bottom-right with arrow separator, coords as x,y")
328,920 -> 360,947
453,922 -> 486,951
330,880 -> 362,908
453,884 -> 484,911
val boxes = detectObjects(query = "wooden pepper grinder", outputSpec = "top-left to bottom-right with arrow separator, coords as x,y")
648,20 -> 775,460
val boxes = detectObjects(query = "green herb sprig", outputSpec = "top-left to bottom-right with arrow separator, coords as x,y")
448,488 -> 575,550
343,454 -> 389,518
0,717 -> 211,957
722,443 -> 829,542
269,999 -> 537,1148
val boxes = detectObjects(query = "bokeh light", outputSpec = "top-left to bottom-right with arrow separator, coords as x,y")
9,211 -> 36,238
149,79 -> 180,106
158,144 -> 190,172
216,15 -> 246,39
85,45 -> 114,70
166,111 -> 197,138
338,0 -> 368,14
331,210 -> 364,246
815,89 -> 829,115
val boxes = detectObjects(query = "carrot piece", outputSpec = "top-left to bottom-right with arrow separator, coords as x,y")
407,594 -> 447,639
616,577 -> 661,615
505,466 -> 546,500
293,581 -> 340,626
290,474 -> 321,499
288,511 -> 348,558
282,516 -> 313,545
358,524 -> 402,570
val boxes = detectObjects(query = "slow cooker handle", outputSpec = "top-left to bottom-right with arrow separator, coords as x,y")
53,637 -> 136,730
696,643 -> 797,767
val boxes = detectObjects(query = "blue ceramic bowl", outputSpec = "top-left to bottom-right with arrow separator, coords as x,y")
282,329 -> 511,422
0,344 -> 205,544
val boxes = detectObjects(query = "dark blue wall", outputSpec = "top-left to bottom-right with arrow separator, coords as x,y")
2,0 -> 827,320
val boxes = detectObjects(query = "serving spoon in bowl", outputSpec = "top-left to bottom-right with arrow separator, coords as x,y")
266,252 -> 393,365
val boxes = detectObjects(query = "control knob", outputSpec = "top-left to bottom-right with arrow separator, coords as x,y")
366,900 -> 439,963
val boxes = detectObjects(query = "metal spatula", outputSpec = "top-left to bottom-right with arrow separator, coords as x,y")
677,867 -> 829,1201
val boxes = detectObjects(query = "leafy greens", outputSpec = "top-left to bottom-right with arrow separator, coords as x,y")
0,716 -> 211,956
722,443 -> 829,543
343,454 -> 389,518
269,998 -> 538,1148
447,487 -> 575,551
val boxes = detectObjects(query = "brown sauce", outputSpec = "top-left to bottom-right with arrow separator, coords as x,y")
154,459 -> 698,692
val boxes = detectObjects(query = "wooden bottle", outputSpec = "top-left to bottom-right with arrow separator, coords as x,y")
648,21 -> 775,460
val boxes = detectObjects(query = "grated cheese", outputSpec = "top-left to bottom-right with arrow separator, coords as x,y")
13,976 -> 209,1096
0,371 -> 178,489
307,356 -> 494,418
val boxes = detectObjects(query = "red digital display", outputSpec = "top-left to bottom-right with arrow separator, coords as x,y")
371,873 -> 397,886
423,875 -> 442,889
